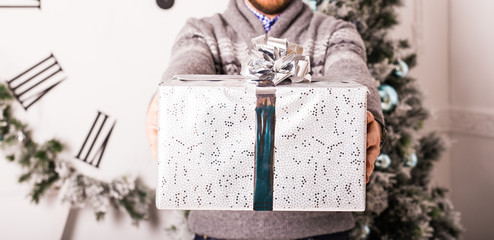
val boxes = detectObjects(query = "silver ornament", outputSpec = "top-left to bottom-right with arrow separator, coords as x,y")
378,84 -> 399,113
394,60 -> 409,78
375,154 -> 391,169
362,225 -> 370,238
405,153 -> 418,167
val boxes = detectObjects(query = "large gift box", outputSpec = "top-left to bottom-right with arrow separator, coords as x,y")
156,75 -> 369,211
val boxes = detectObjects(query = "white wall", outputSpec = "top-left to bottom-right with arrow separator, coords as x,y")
398,1 -> 494,239
401,0 -> 494,239
449,0 -> 494,239
415,0 -> 452,190
391,0 -> 451,188
450,0 -> 494,111
393,0 -> 451,188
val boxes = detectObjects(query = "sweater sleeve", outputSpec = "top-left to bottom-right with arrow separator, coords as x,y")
162,18 -> 217,82
322,19 -> 385,128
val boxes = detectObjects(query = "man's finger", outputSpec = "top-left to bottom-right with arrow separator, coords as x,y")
145,94 -> 159,160
367,124 -> 380,148
150,143 -> 158,160
146,123 -> 158,144
146,123 -> 159,160
366,111 -> 381,148
367,111 -> 374,124
366,139 -> 380,181
366,146 -> 379,168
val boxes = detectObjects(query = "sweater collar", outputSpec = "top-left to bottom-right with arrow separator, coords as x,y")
224,0 -> 310,45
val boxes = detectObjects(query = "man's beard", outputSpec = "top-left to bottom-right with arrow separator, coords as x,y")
248,0 -> 293,15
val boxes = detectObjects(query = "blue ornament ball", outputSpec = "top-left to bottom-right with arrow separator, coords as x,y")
375,154 -> 391,169
378,84 -> 399,112
394,60 -> 409,78
405,153 -> 418,167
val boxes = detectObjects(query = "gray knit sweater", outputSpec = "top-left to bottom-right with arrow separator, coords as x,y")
161,0 -> 384,239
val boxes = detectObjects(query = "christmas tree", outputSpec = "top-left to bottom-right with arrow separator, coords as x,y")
308,0 -> 463,239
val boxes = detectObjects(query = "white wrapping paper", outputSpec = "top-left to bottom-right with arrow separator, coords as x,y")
156,75 -> 368,211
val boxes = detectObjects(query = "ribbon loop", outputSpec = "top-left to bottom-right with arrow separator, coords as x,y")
241,35 -> 311,86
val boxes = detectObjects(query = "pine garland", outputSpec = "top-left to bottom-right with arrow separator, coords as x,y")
0,84 -> 154,225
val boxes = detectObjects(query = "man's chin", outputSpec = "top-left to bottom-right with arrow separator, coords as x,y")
248,0 -> 293,15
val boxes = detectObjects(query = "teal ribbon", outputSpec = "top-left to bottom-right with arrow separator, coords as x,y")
253,105 -> 275,211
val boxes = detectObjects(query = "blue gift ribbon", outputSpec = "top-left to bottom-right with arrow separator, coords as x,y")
253,103 -> 275,211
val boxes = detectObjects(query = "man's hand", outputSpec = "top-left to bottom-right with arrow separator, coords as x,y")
366,111 -> 381,183
146,94 -> 159,160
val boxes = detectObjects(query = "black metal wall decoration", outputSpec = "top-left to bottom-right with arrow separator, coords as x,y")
0,0 -> 41,9
7,54 -> 66,110
156,0 -> 174,10
75,111 -> 116,168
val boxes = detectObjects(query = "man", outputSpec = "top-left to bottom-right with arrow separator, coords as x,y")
146,0 -> 384,239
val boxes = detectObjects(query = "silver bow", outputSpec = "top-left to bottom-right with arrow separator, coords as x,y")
241,35 -> 311,86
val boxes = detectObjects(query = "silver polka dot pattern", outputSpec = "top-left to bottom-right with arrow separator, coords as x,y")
273,87 -> 367,211
157,86 -> 256,210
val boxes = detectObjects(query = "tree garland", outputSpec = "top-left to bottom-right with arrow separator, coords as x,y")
0,83 -> 154,225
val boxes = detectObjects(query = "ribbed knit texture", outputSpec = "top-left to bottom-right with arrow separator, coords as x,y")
161,0 -> 384,239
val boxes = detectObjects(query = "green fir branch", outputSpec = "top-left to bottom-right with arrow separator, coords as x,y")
0,84 -> 13,101
120,197 -> 146,223
31,174 -> 59,204
18,171 -> 33,183
96,212 -> 106,221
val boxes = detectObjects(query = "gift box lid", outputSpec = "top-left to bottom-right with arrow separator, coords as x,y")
160,75 -> 369,95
